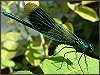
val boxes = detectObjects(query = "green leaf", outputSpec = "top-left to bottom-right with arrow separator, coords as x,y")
13,71 -> 33,74
1,32 -> 21,43
41,44 -> 99,74
1,48 -> 17,60
81,1 -> 96,5
64,21 -> 74,32
6,32 -> 21,41
1,61 -> 6,69
54,18 -> 74,32
1,33 -> 19,60
1,34 -> 7,42
67,2 -> 99,22
1,59 -> 15,69
54,18 -> 62,24
25,46 -> 44,66
8,1 -> 17,6
3,41 -> 18,50
1,1 -> 11,13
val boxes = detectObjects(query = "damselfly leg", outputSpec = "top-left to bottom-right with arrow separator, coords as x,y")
52,46 -> 77,70
77,51 -> 89,74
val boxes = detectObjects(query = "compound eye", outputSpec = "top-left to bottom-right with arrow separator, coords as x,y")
88,44 -> 94,52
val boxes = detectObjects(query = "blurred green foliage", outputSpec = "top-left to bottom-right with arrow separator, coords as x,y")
1,1 -> 99,74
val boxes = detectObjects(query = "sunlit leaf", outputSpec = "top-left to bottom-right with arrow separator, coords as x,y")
64,21 -> 74,32
1,1 -> 11,13
13,71 -> 33,74
1,49 -> 17,60
3,41 -> 18,50
1,5 -> 11,13
1,34 -> 7,42
81,1 -> 96,5
6,32 -> 21,41
41,44 -> 99,74
67,2 -> 99,22
25,50 -> 41,66
1,59 -> 15,69
54,18 -> 62,24
54,18 -> 74,32
8,1 -> 17,6
25,46 -> 44,66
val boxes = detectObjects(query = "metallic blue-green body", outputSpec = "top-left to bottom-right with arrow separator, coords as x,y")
2,10 -> 93,52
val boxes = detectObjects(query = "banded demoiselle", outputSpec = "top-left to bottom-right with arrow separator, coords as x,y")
1,2 -> 94,74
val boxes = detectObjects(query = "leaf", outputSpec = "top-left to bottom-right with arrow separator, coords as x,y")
1,48 -> 17,60
1,1 -> 11,13
67,2 -> 99,22
6,32 -> 21,41
1,32 -> 21,43
64,21 -> 74,32
1,34 -> 7,42
8,1 -> 17,6
81,1 -> 96,5
25,46 -> 44,66
41,44 -> 99,74
1,33 -> 19,59
54,18 -> 74,32
3,41 -> 18,50
1,59 -> 15,69
25,50 -> 40,66
53,18 -> 62,24
13,71 -> 33,74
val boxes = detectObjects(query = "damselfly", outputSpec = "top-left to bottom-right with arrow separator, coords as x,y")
1,2 -> 93,74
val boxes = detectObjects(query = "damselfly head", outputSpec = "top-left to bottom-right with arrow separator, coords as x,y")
88,44 -> 94,52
